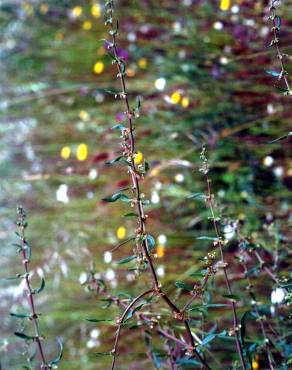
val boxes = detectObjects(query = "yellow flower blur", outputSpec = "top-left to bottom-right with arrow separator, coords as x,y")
220,0 -> 230,11
76,144 -> 88,161
79,110 -> 89,121
170,91 -> 181,104
60,146 -> 71,160
251,360 -> 259,370
91,3 -> 101,18
82,21 -> 92,30
181,97 -> 190,108
134,151 -> 143,165
72,6 -> 82,18
93,61 -> 104,74
156,245 -> 165,258
116,226 -> 126,240
138,58 -> 147,69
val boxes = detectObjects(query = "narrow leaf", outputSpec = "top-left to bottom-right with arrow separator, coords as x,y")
102,193 -> 130,203
10,312 -> 30,319
222,294 -> 239,301
117,255 -> 136,265
14,332 -> 34,341
33,277 -> 45,294
175,281 -> 193,291
49,339 -> 63,367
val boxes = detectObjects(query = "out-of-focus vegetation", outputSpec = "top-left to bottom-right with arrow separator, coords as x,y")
0,0 -> 291,369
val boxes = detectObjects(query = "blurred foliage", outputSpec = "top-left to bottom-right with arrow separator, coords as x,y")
0,0 -> 291,369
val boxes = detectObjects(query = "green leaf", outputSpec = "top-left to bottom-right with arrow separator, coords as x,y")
175,281 -> 193,291
102,193 -> 131,203
240,311 -> 253,345
223,294 -> 239,301
197,236 -> 218,241
86,318 -> 114,324
201,333 -> 216,346
281,284 -> 292,290
188,192 -> 204,199
146,234 -> 155,251
190,271 -> 206,278
112,124 -> 126,131
105,156 -> 128,165
6,274 -> 24,280
117,255 -> 136,265
10,312 -> 30,319
124,212 -> 138,218
32,277 -> 45,294
14,332 -> 34,341
23,243 -> 31,261
49,339 -> 63,367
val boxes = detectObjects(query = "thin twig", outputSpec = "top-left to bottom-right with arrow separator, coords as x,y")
16,207 -> 49,370
198,148 -> 247,370
110,289 -> 154,370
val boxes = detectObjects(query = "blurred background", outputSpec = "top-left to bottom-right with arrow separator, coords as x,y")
0,0 -> 291,369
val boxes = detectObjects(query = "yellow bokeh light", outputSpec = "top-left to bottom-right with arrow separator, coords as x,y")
93,61 -> 104,74
220,0 -> 230,11
251,360 -> 259,370
116,226 -> 126,240
60,146 -> 71,160
76,143 -> 88,161
72,6 -> 83,18
79,110 -> 89,121
134,151 -> 143,165
91,3 -> 101,18
82,20 -> 92,30
156,245 -> 165,258
138,58 -> 147,69
170,91 -> 181,104
181,97 -> 190,108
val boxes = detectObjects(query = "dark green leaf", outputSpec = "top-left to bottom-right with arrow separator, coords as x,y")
105,156 -> 128,165
32,277 -> 45,294
102,193 -> 131,203
14,332 -> 34,341
222,294 -> 239,301
124,212 -> 138,217
49,339 -> 63,367
86,318 -> 114,323
10,312 -> 30,319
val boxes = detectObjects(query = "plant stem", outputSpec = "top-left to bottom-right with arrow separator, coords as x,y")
105,3 -> 212,369
17,207 -> 48,370
110,289 -> 154,370
203,174 -> 247,370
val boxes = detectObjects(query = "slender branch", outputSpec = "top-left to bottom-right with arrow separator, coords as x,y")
268,1 -> 291,95
245,276 -> 275,369
110,289 -> 154,370
199,148 -> 247,370
16,207 -> 49,370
